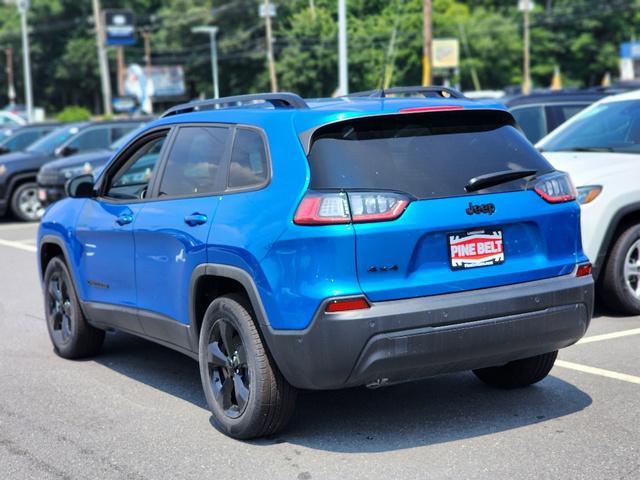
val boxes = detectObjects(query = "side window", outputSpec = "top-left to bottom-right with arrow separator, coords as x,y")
158,126 -> 230,197
7,131 -> 39,151
111,125 -> 136,143
105,134 -> 167,200
228,129 -> 269,189
511,106 -> 546,143
69,128 -> 110,151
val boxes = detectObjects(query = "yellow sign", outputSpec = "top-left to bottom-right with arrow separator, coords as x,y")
432,39 -> 459,69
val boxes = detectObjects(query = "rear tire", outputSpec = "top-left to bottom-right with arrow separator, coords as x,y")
11,182 -> 43,222
473,351 -> 558,389
600,224 -> 640,315
43,256 -> 105,358
198,294 -> 297,439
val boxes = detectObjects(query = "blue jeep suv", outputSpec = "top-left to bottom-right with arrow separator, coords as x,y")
38,89 -> 594,439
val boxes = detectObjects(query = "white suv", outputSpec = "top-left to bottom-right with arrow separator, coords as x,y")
537,90 -> 640,314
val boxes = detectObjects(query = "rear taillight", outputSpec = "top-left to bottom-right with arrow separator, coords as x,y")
533,171 -> 576,203
293,192 -> 350,225
294,191 -> 410,225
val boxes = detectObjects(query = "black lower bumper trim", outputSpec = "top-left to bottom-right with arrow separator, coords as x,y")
262,275 -> 594,390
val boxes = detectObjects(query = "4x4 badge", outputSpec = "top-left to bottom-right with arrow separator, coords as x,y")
466,202 -> 496,216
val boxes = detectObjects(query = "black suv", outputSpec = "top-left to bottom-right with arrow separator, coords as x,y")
0,120 -> 144,221
0,123 -> 62,155
505,90 -> 609,143
37,126 -> 145,206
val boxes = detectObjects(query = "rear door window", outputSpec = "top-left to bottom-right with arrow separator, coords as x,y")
308,110 -> 553,200
228,129 -> 269,189
158,126 -> 231,197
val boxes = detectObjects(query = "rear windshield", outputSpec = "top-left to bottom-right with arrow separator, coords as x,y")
308,110 -> 553,199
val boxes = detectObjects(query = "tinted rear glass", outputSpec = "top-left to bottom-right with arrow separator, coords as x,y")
308,110 -> 553,199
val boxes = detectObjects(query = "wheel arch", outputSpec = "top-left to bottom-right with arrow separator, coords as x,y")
189,264 -> 272,352
39,235 -> 73,282
594,201 -> 640,279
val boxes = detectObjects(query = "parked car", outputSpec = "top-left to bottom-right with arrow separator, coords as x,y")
0,120 -> 144,221
0,123 -> 62,155
0,110 -> 26,127
37,125 -> 147,206
38,90 -> 593,440
537,89 -> 640,314
506,90 -> 609,143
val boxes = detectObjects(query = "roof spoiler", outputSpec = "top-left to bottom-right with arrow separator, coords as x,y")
161,92 -> 309,118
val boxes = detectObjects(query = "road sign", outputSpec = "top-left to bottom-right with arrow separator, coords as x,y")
104,9 -> 136,46
259,3 -> 276,17
518,0 -> 535,12
432,39 -> 459,69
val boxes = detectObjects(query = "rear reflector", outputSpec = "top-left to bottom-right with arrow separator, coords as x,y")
325,297 -> 370,313
294,191 -> 410,225
576,263 -> 592,277
533,171 -> 576,203
399,105 -> 465,113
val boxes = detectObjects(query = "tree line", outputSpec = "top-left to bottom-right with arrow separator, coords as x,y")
0,0 -> 637,115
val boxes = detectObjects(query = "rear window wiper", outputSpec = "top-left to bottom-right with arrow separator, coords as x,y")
465,169 -> 537,192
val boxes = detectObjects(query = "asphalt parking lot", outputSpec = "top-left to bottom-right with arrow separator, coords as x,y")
0,220 -> 638,480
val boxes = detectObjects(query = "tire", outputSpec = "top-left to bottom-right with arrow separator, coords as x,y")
600,223 -> 640,315
10,181 -> 43,222
43,256 -> 105,359
198,294 -> 297,439
473,351 -> 558,389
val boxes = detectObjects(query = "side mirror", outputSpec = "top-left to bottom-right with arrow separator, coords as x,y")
56,145 -> 78,157
66,174 -> 95,199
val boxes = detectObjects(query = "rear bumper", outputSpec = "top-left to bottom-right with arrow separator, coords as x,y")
263,274 -> 594,390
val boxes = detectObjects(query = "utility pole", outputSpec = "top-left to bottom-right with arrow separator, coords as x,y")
521,0 -> 532,95
92,0 -> 112,116
16,0 -> 33,122
142,30 -> 153,113
116,46 -> 125,97
337,0 -> 348,95
422,0 -> 432,86
263,0 -> 278,92
192,26 -> 220,99
4,47 -> 16,104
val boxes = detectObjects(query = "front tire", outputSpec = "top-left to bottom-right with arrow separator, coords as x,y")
601,224 -> 640,315
198,294 -> 297,439
11,182 -> 43,222
473,351 -> 558,389
43,257 -> 105,358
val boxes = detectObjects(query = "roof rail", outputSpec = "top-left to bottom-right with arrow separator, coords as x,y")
161,92 -> 309,118
347,86 -> 466,99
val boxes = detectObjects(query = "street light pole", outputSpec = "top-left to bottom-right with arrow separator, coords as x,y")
192,26 -> 220,99
520,0 -> 532,95
16,0 -> 33,122
337,0 -> 348,95
92,0 -> 112,116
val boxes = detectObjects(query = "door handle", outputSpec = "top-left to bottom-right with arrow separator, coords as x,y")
116,214 -> 134,226
184,213 -> 208,226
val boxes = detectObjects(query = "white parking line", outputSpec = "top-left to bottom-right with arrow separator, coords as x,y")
556,360 -> 640,385
577,328 -> 640,345
0,238 -> 37,253
0,223 -> 38,232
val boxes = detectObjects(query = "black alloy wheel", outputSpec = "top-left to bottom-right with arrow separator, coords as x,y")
47,271 -> 74,346
206,318 -> 251,418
